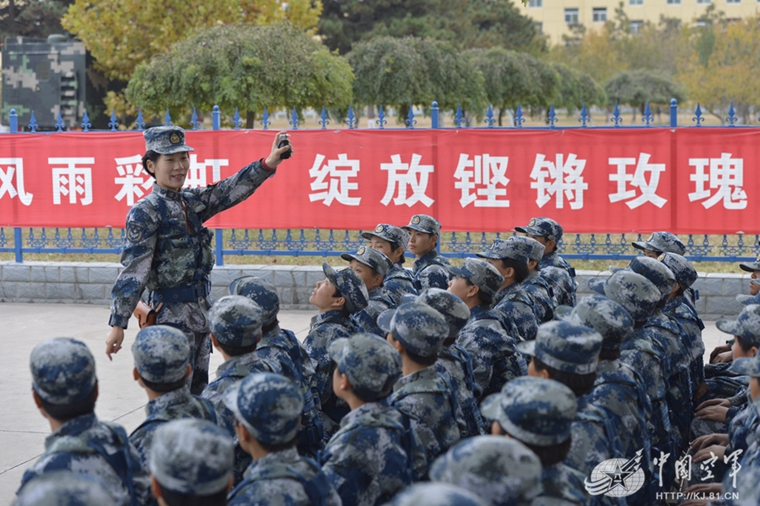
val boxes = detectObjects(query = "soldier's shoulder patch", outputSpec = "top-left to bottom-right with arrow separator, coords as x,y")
127,222 -> 148,243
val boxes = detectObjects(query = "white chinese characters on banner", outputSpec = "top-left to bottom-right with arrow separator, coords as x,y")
608,153 -> 667,209
185,155 -> 229,189
309,153 -> 361,206
688,153 -> 747,210
114,155 -> 153,206
530,153 -> 587,210
453,154 -> 510,208
381,154 -> 435,207
0,158 -> 33,205
50,157 -> 94,206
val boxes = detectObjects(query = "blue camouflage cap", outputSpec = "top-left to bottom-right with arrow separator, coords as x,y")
416,288 -> 471,338
403,214 -> 441,235
481,376 -> 577,446
567,295 -> 633,350
223,372 -> 303,445
615,256 -> 676,300
515,217 -> 563,243
476,239 -> 530,265
322,263 -> 369,313
450,258 -> 504,298
632,231 -> 685,256
229,276 -> 279,327
362,224 -> 410,263
659,252 -> 698,289
737,293 -> 760,306
430,436 -> 543,506
30,338 -> 96,406
149,419 -> 233,496
588,271 -> 661,323
387,483 -> 488,506
132,325 -> 190,384
143,126 -> 194,155
516,320 -> 603,374
716,304 -> 760,348
341,245 -> 394,277
328,333 -> 402,401
209,295 -> 263,348
378,302 -> 449,357
739,253 -> 760,273
508,236 -> 546,263
730,355 -> 760,377
14,471 -> 115,506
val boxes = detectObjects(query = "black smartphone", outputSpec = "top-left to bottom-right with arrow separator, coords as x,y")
278,133 -> 292,159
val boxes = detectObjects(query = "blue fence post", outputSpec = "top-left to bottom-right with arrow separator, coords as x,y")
431,101 -> 439,129
14,227 -> 23,263
10,108 -> 18,133
670,99 -> 678,128
212,105 -> 224,266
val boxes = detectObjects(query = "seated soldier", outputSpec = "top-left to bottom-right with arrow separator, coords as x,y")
429,435 -> 543,506
631,231 -> 686,258
322,332 -> 424,504
19,338 -> 152,506
507,236 -> 554,323
448,258 -> 525,399
224,373 -> 340,506
303,262 -> 368,437
130,325 -> 220,467
363,223 -> 418,304
342,246 -> 397,336
14,471 -> 114,506
149,419 -> 234,506
402,214 -> 452,291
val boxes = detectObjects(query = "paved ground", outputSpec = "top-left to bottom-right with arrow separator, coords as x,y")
0,302 -> 729,503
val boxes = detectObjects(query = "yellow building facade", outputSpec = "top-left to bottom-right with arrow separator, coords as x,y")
519,0 -> 760,45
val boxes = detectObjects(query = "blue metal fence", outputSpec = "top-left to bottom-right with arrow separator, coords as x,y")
2,99 -> 758,264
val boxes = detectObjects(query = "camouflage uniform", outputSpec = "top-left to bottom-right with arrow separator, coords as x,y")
541,265 -> 577,308
321,333 -> 422,504
631,231 -> 686,257
515,217 -> 577,300
224,373 -> 341,506
430,435 -> 543,506
149,419 -> 234,500
481,376 -> 590,506
362,224 -> 418,304
303,263 -> 368,436
508,236 -> 555,323
109,127 -> 278,394
19,338 -> 152,506
129,325 -> 219,467
14,472 -> 115,506
343,246 -> 397,336
380,302 -> 466,468
388,483 -> 489,506
403,215 -> 452,291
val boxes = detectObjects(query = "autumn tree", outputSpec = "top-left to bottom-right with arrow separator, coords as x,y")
605,70 -> 684,114
551,63 -> 606,113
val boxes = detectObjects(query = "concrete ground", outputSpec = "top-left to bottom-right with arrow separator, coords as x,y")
0,303 -> 730,503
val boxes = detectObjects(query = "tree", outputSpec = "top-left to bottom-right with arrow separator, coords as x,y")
0,0 -> 74,40
605,70 -> 684,112
347,36 -> 486,121
125,23 -> 354,128
62,0 -> 323,82
551,63 -> 606,113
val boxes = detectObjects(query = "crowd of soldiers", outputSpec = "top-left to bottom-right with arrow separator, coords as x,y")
15,214 -> 760,506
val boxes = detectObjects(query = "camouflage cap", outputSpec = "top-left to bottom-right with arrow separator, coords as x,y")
403,214 -> 441,235
568,295 -> 633,350
149,419 -> 233,496
659,253 -> 698,289
739,253 -> 760,273
430,436 -> 543,506
480,376 -> 577,446
208,295 -> 263,348
737,293 -> 760,306
508,236 -> 546,263
328,333 -> 402,401
516,320 -> 603,374
716,304 -> 760,347
631,232 -> 685,255
416,288 -> 471,338
143,126 -> 194,155
515,217 -> 563,243
362,223 -> 410,263
14,471 -> 115,506
588,271 -> 661,323
341,245 -> 394,278
378,302 -> 449,357
132,325 -> 190,384
450,258 -> 505,298
621,256 -> 677,300
229,276 -> 279,327
30,338 -> 96,406
476,239 -> 530,265
223,372 -> 303,445
387,483 -> 488,506
322,263 -> 369,313
730,353 -> 760,377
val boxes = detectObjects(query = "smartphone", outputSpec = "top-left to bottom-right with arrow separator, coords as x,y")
278,133 -> 292,160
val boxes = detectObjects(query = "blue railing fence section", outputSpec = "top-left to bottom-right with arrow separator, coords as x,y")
1,99 -> 755,264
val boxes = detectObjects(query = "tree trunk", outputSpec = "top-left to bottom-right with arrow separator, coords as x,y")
498,108 -> 504,127
246,111 -> 255,129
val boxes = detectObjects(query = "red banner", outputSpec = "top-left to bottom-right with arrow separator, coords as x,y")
0,128 -> 757,233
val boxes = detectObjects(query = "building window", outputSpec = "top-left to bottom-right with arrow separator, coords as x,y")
528,0 -> 543,7
565,8 -> 579,24
629,20 -> 643,33
726,0 -> 740,4
667,0 -> 681,4
593,7 -> 607,22
696,0 -> 710,4
534,21 -> 543,33
629,0 -> 643,5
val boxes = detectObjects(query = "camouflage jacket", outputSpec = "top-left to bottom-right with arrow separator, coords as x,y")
353,286 -> 396,337
19,413 -> 153,506
384,264 -> 418,305
412,250 -> 452,291
565,397 -> 615,477
109,161 -> 276,331
664,296 -> 706,392
538,462 -> 591,506
435,345 -> 485,437
523,271 -> 555,323
540,250 -> 576,278
541,265 -> 577,308
492,283 -> 539,342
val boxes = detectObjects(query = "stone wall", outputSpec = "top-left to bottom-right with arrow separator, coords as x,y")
0,261 -> 748,319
